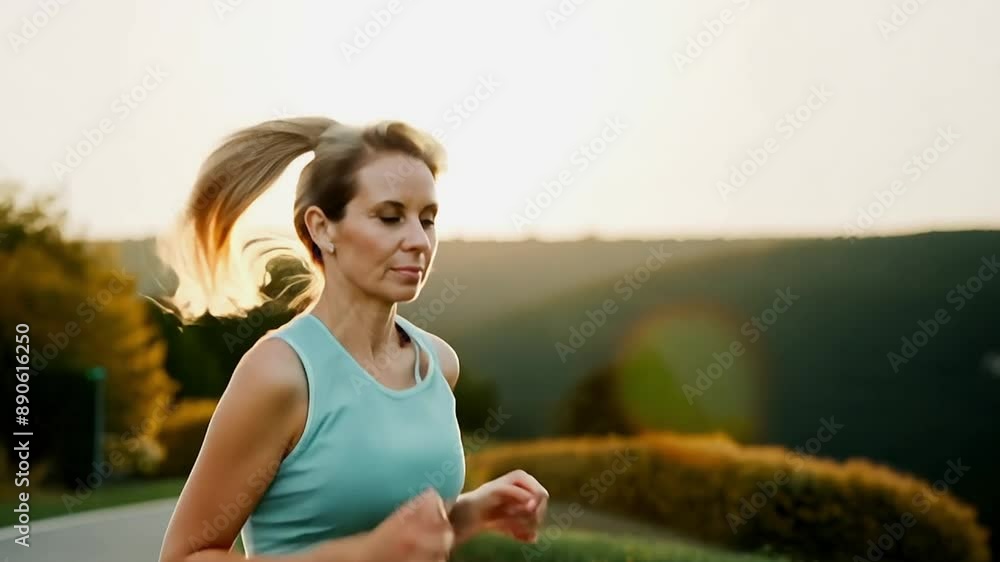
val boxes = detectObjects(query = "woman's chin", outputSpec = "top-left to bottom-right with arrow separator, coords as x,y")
386,284 -> 421,303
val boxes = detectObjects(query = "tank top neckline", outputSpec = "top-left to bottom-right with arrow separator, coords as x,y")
304,312 -> 436,399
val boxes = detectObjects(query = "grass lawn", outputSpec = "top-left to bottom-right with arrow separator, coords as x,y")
454,530 -> 787,562
0,477 -> 186,527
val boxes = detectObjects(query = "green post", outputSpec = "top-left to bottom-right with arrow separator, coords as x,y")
86,367 -> 106,470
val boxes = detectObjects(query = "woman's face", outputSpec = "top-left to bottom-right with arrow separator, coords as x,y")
331,151 -> 438,303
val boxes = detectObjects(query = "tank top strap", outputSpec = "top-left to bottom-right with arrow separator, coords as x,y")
395,315 -> 440,374
264,313 -> 344,379
257,314 -> 332,467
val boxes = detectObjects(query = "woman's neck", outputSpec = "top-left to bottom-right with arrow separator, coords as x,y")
309,293 -> 403,360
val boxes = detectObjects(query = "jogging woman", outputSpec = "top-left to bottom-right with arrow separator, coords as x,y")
157,117 -> 549,561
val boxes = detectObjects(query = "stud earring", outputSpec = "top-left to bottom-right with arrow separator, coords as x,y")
327,243 -> 336,254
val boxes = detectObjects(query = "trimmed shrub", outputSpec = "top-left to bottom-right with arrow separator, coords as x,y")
156,399 -> 218,478
464,432 -> 990,562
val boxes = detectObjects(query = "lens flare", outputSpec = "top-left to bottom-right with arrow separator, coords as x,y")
613,302 -> 766,440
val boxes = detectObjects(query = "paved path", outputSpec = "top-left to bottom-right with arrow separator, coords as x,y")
0,499 -> 177,562
0,498 -> 690,561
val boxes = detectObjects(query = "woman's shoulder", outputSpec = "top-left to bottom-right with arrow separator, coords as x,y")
233,336 -> 308,411
215,336 -> 308,460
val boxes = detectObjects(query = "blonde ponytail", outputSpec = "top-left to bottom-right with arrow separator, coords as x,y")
157,117 -> 446,323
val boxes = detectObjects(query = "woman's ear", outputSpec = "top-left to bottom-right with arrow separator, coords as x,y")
304,205 -> 337,253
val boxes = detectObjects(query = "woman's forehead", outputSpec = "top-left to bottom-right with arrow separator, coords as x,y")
355,153 -> 437,204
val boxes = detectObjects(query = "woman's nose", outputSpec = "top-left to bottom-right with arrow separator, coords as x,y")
402,220 -> 431,251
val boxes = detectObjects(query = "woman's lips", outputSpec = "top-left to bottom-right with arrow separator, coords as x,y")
392,267 -> 422,281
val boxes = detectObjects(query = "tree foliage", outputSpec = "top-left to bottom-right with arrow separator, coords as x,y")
0,183 -> 177,482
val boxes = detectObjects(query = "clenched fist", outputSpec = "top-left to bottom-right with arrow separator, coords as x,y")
363,488 -> 455,562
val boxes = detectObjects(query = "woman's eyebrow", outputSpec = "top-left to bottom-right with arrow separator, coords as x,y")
377,200 -> 438,213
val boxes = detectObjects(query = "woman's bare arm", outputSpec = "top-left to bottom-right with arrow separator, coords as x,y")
157,337 -> 370,562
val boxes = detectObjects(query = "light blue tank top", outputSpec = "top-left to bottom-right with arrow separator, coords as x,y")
240,312 -> 466,556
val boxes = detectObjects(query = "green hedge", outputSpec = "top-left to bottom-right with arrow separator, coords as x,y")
464,432 -> 990,562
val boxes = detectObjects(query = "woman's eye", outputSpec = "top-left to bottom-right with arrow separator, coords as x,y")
379,216 -> 434,227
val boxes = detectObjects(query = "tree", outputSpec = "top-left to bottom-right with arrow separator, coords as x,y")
454,368 -> 500,432
554,362 -> 640,437
0,182 -> 177,483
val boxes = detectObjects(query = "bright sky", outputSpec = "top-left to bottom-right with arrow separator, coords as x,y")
2,0 -> 998,241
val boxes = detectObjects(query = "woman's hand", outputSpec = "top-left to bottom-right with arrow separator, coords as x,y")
456,469 -> 549,543
363,487 -> 454,562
